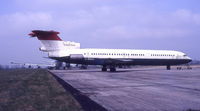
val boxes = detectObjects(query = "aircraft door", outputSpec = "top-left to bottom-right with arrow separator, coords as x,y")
176,54 -> 182,59
86,52 -> 90,58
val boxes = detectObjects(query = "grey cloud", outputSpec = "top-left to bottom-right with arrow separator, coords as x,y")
1,4 -> 200,39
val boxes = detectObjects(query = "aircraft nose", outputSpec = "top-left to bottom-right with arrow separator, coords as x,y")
187,57 -> 192,62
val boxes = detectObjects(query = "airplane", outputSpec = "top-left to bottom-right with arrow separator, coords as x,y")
10,62 -> 56,69
28,30 -> 192,72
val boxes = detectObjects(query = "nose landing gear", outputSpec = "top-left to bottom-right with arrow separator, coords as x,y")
102,65 -> 116,72
167,65 -> 171,70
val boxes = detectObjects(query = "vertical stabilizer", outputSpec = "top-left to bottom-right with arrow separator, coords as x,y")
29,30 -> 65,52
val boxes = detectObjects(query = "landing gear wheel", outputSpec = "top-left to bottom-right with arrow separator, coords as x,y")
102,67 -> 107,71
102,65 -> 107,72
110,67 -> 116,72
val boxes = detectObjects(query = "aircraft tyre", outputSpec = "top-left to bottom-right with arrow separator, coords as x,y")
110,67 -> 116,72
102,67 -> 107,71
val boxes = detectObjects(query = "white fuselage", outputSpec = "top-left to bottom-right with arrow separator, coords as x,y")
48,48 -> 191,69
49,48 -> 190,60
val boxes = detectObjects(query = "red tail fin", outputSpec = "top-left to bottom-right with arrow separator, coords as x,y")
29,30 -> 62,40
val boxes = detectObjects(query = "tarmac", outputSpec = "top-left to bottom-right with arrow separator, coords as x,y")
50,66 -> 200,111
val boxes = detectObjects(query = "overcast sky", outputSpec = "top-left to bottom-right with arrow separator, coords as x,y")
0,0 -> 200,65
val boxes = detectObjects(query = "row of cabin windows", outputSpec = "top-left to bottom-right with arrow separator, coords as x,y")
84,53 -> 145,56
84,53 -> 175,57
151,54 -> 175,57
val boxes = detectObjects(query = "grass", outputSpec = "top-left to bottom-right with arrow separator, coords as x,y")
0,69 -> 83,111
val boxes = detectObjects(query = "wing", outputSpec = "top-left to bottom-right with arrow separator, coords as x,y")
104,58 -> 134,65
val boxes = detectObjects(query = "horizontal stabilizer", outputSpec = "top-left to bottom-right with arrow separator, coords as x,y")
29,30 -> 62,40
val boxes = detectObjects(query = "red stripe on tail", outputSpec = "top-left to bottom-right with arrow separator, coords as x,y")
29,30 -> 62,40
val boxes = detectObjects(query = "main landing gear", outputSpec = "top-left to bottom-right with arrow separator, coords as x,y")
102,65 -> 107,71
101,65 -> 116,72
110,66 -> 116,72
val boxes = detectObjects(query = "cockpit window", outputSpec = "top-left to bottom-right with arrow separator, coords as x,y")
183,54 -> 187,57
